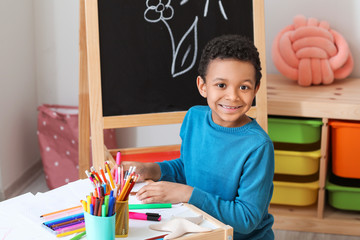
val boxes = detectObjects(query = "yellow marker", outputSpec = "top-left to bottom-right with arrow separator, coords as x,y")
86,195 -> 91,213
56,228 -> 86,238
105,161 -> 115,190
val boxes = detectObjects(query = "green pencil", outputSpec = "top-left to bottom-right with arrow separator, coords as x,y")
69,231 -> 86,240
129,203 -> 172,210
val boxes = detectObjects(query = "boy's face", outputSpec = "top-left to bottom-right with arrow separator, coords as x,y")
197,58 -> 259,128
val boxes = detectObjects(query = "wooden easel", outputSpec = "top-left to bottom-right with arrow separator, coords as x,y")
78,0 -> 268,179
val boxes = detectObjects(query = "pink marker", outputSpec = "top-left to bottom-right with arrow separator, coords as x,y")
129,212 -> 161,221
115,151 -> 121,184
116,151 -> 121,165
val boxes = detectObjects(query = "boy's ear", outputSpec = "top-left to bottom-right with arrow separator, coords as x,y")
196,76 -> 207,98
255,82 -> 261,94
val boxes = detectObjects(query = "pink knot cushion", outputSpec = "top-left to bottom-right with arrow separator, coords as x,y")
272,15 -> 354,86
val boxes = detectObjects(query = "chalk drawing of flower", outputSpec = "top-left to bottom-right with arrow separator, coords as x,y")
144,0 -> 174,23
144,0 -> 198,78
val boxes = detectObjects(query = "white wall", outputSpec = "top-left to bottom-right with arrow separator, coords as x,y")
0,0 -> 38,198
34,0 -> 79,106
0,0 -> 79,199
0,0 -> 359,198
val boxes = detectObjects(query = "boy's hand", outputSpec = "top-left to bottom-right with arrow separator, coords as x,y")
136,181 -> 193,204
111,161 -> 161,182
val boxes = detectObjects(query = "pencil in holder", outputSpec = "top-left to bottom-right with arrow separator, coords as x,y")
115,200 -> 129,238
84,211 -> 115,240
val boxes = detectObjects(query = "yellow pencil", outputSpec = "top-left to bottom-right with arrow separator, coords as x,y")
105,161 -> 115,190
56,227 -> 86,238
117,176 -> 132,201
80,200 -> 87,212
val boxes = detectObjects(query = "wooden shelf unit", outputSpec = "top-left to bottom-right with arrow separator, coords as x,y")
267,74 -> 360,236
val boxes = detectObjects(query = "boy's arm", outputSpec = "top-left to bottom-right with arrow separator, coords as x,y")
120,161 -> 161,182
143,162 -> 162,181
156,157 -> 187,184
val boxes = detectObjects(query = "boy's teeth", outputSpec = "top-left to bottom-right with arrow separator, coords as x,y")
222,105 -> 238,109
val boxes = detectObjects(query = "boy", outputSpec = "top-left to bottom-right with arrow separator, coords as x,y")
123,35 -> 274,239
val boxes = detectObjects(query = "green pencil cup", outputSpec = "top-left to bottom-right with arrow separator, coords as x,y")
115,200 -> 129,238
84,211 -> 115,240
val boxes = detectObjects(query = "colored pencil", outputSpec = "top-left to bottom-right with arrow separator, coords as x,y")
144,234 -> 168,240
69,231 -> 86,240
99,167 -> 107,184
56,227 -> 86,238
41,208 -> 83,221
40,205 -> 82,218
55,222 -> 85,234
50,217 -> 84,229
91,166 -> 103,184
105,161 -> 115,189
43,213 -> 84,226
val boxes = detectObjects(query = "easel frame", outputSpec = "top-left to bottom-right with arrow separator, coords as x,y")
79,0 -> 268,178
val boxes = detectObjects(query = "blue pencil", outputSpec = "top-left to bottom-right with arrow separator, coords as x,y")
43,213 -> 84,226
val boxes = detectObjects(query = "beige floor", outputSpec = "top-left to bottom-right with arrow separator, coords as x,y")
17,170 -> 360,240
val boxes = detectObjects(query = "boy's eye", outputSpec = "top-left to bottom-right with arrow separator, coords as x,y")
240,85 -> 249,90
217,83 -> 226,88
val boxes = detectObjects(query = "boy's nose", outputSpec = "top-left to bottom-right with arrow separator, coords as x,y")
226,88 -> 240,101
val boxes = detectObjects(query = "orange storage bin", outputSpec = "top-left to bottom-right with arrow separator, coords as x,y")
329,120 -> 360,179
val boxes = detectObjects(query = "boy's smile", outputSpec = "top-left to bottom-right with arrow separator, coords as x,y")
197,58 -> 259,128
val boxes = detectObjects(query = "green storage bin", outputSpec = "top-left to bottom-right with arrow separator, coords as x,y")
326,180 -> 360,211
268,117 -> 323,144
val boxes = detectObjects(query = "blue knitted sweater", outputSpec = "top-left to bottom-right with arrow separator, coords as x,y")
157,106 -> 274,239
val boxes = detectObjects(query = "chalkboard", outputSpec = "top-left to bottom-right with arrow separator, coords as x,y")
79,0 -> 267,176
97,0 -> 254,116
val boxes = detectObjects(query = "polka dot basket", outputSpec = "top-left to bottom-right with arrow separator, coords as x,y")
37,104 -> 117,189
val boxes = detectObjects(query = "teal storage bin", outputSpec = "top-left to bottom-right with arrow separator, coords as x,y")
326,180 -> 360,211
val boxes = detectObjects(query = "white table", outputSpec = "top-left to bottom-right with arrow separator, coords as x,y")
0,179 -> 231,239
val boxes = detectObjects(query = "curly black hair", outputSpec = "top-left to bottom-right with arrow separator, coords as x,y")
198,35 -> 262,87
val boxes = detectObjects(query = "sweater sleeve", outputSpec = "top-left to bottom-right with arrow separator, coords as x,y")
189,141 -> 274,234
155,108 -> 192,184
156,158 -> 187,184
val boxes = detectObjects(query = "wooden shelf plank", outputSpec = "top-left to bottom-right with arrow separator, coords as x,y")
267,74 -> 360,120
270,204 -> 360,236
